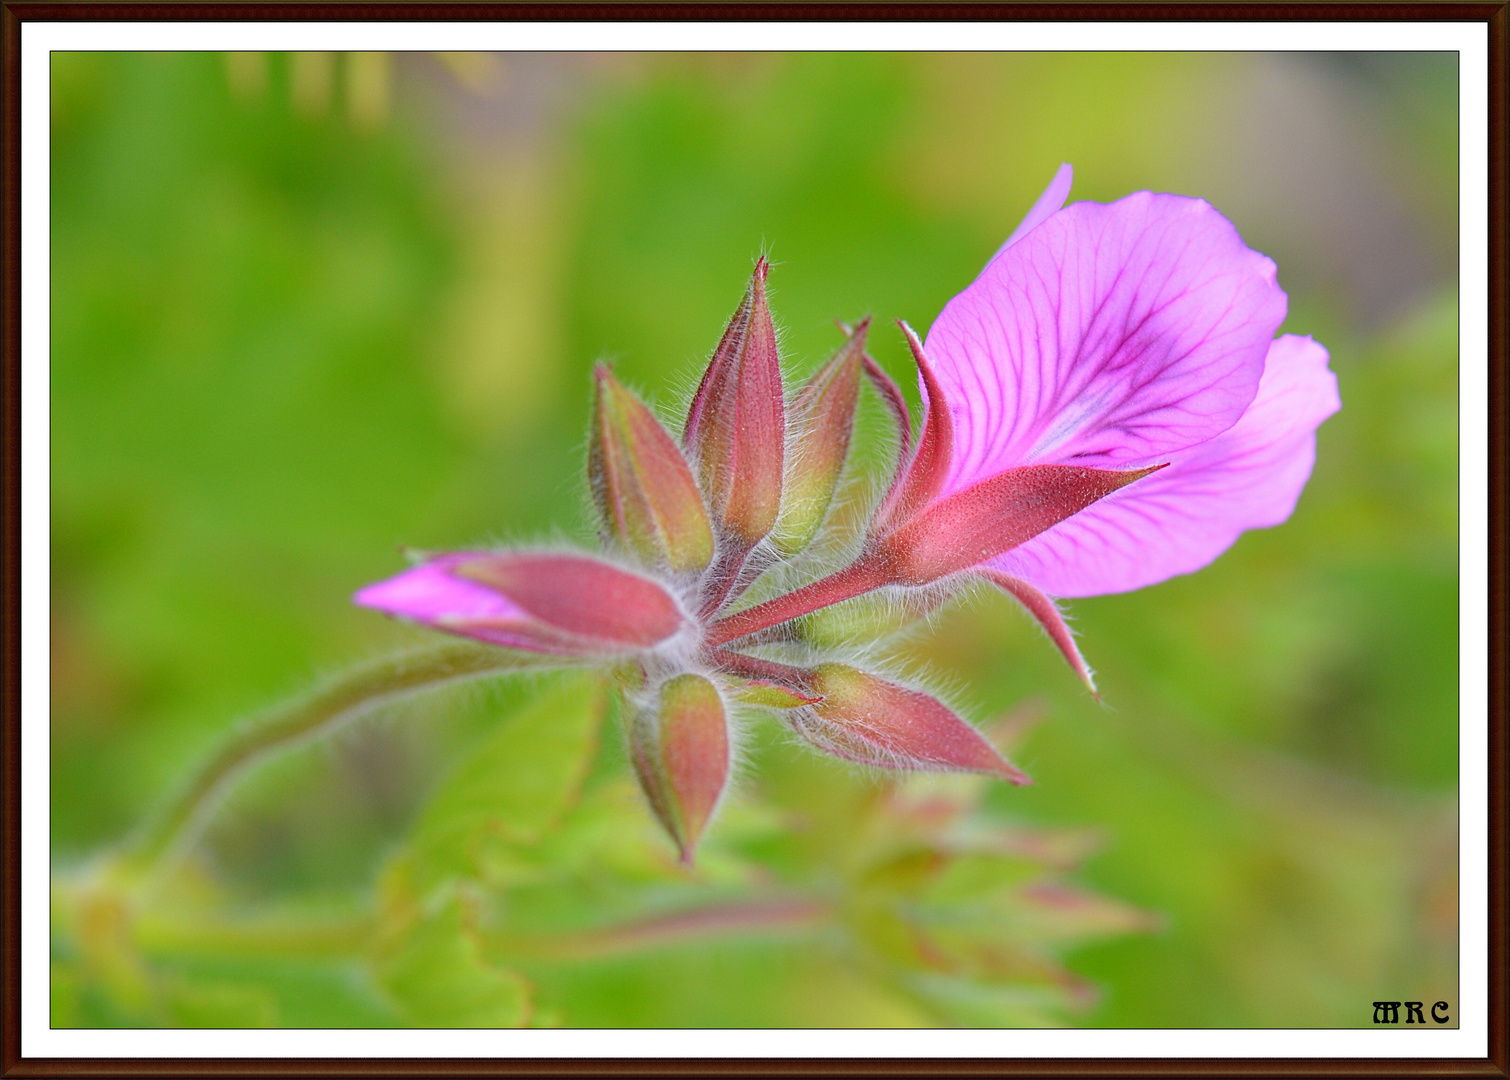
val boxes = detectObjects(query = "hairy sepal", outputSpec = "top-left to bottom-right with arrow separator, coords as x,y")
795,664 -> 1030,783
628,673 -> 732,865
876,464 -> 1165,585
589,364 -> 714,573
683,256 -> 785,550
771,319 -> 868,557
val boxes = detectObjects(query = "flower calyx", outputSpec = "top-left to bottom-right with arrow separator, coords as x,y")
628,673 -> 732,866
359,174 -> 1337,859
589,363 -> 714,574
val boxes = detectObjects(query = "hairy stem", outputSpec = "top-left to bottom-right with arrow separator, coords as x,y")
703,554 -> 890,648
117,640 -> 560,878
709,649 -> 814,689
697,539 -> 757,619
498,896 -> 829,962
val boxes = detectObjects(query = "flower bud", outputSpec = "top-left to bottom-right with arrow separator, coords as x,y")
876,463 -> 1164,586
589,365 -> 714,573
629,673 -> 731,864
355,552 -> 687,656
771,319 -> 868,556
797,664 -> 1029,783
683,257 -> 785,549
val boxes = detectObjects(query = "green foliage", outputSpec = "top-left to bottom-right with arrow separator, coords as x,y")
375,898 -> 532,1028
401,674 -> 607,892
50,51 -> 1459,1028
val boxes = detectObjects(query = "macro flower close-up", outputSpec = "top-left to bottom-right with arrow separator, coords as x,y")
352,164 -> 1341,860
48,50 -> 1459,1033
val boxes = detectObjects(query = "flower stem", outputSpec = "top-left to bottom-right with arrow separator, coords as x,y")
703,554 -> 890,648
709,649 -> 814,689
697,539 -> 756,619
499,896 -> 828,961
117,640 -> 559,879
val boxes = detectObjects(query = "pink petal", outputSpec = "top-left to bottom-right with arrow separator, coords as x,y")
991,335 -> 1339,597
993,163 -> 1074,258
926,191 -> 1288,494
354,555 -> 524,624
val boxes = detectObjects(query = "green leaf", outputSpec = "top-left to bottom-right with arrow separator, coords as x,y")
405,673 -> 608,891
164,978 -> 280,1028
376,898 -> 531,1028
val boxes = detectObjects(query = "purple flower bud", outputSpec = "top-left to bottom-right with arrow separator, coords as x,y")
628,673 -> 731,865
355,552 -> 687,656
684,257 -> 785,550
797,664 -> 1029,783
589,364 -> 714,573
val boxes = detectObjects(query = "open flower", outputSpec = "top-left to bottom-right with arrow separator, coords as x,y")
734,164 -> 1340,690
922,164 -> 1341,600
356,176 -> 1338,860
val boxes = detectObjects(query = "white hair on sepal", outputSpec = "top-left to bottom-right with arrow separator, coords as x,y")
782,706 -> 931,783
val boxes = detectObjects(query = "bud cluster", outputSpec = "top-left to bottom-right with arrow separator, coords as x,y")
357,257 -> 1143,863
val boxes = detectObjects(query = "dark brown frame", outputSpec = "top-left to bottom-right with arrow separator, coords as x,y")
3,7 -> 1504,1078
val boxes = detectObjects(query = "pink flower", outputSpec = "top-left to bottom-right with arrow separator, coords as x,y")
711,165 -> 1340,693
921,164 -> 1340,598
356,178 -> 1340,859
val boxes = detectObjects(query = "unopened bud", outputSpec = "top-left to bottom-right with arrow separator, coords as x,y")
771,319 -> 868,556
589,365 -> 714,573
355,552 -> 688,656
629,673 -> 732,864
683,257 -> 785,549
797,664 -> 1028,783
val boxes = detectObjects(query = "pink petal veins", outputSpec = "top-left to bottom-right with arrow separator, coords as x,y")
992,335 -> 1340,597
926,191 -> 1288,495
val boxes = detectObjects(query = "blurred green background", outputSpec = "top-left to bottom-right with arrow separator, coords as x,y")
50,51 -> 1458,1028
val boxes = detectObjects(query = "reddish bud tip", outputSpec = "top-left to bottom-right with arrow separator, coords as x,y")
871,322 -> 953,536
590,365 -> 714,573
771,319 -> 869,555
861,353 -> 914,452
976,569 -> 1098,696
797,664 -> 1029,783
878,463 -> 1165,585
629,673 -> 732,864
683,258 -> 785,549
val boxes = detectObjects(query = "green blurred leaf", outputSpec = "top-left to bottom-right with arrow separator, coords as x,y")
376,897 -> 532,1028
165,978 -> 279,1028
404,673 -> 608,891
